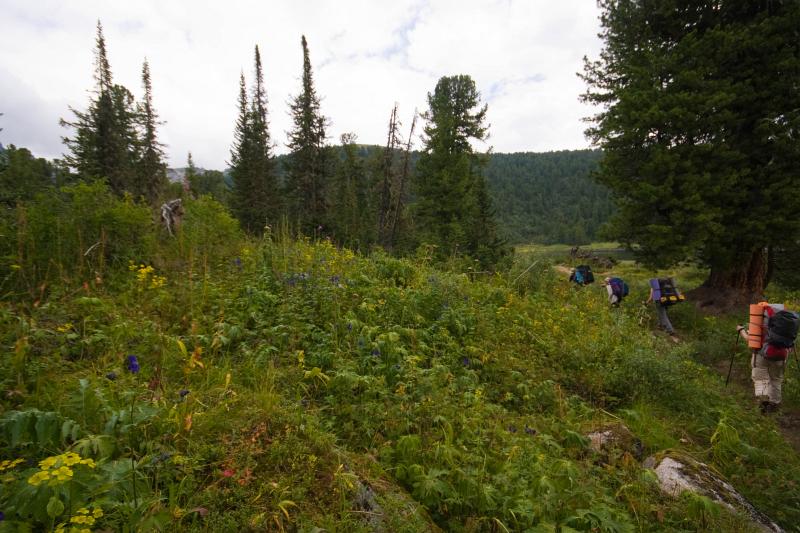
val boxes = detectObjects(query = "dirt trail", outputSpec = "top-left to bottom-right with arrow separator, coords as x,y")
551,262 -> 800,449
711,356 -> 800,453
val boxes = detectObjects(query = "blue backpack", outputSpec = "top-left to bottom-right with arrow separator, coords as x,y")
573,265 -> 594,285
609,277 -> 629,298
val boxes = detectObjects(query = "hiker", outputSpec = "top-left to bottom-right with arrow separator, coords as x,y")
604,276 -> 628,307
737,304 -> 799,413
569,265 -> 594,286
646,278 -> 684,335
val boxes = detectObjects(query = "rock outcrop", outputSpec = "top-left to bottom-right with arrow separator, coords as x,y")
644,451 -> 782,533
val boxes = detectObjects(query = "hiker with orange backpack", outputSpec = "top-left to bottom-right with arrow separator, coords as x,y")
737,303 -> 800,413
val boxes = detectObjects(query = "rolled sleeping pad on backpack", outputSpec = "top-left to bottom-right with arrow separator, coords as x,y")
748,303 -> 765,349
649,279 -> 661,301
747,302 -> 785,349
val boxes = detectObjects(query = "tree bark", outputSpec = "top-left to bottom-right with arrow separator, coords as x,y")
688,248 -> 768,314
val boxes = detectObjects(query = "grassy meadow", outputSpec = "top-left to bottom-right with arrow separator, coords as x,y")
1,191 -> 799,532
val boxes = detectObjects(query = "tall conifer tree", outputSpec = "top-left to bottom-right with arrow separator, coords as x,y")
229,46 -> 279,234
415,75 -> 504,265
62,20 -> 139,196
582,0 -> 800,303
136,58 -> 167,203
285,35 -> 328,235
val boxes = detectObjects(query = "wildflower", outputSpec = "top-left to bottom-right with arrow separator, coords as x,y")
347,322 -> 353,331
233,257 -> 242,269
371,348 -> 381,357
39,456 -> 58,470
126,355 -> 140,374
62,452 -> 81,466
27,470 -> 50,486
0,511 -> 4,521
508,425 -> 518,433
78,458 -> 96,468
462,357 -> 470,367
0,458 -> 24,471
56,323 -> 74,333
105,372 -> 117,381
179,389 -> 190,398
525,426 -> 537,436
54,466 -> 74,482
222,468 -> 234,478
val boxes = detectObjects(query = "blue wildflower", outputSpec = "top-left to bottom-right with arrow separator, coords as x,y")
106,372 -> 117,381
525,426 -> 537,436
179,389 -> 190,398
462,357 -> 470,367
371,348 -> 381,357
126,355 -> 140,374
0,511 -> 4,521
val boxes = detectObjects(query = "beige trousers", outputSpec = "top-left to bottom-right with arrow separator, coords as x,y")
751,351 -> 785,404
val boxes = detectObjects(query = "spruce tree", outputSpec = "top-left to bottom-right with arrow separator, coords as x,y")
229,72 -> 256,229
582,0 -> 800,303
285,35 -> 328,236
136,58 -> 167,203
185,151 -> 198,193
331,133 -> 369,248
415,75 -> 503,265
229,46 -> 279,234
61,20 -> 139,196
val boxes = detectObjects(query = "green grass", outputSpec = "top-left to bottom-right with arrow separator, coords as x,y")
1,235 -> 799,532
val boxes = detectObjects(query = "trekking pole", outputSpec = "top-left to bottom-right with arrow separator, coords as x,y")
725,332 -> 741,387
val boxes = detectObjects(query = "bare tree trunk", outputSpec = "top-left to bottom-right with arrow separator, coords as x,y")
378,104 -> 400,249
689,248 -> 768,314
388,110 -> 417,249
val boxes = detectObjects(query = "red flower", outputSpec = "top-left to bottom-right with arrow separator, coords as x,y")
222,469 -> 234,478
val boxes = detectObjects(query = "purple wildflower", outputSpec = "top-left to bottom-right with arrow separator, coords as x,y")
233,257 -> 242,270
525,426 -> 537,436
371,348 -> 381,357
462,357 -> 470,367
126,355 -> 140,374
507,425 -> 518,433
106,372 -> 117,381
0,511 -> 4,521
179,389 -> 190,398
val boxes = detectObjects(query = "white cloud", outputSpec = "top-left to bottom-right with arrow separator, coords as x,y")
0,0 -> 602,168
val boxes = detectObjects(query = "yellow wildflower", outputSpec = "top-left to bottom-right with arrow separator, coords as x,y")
70,514 -> 95,525
39,456 -> 58,470
79,458 -> 96,468
54,465 -> 74,481
92,507 -> 103,518
62,452 -> 81,466
27,470 -> 51,486
56,323 -> 74,333
0,458 -> 24,471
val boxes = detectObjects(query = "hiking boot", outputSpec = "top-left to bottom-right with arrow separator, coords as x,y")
759,401 -> 780,414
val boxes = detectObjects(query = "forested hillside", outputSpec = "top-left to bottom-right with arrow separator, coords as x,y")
485,150 -> 612,245
186,147 -> 613,247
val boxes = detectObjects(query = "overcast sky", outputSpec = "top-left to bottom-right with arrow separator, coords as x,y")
0,0 -> 603,170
